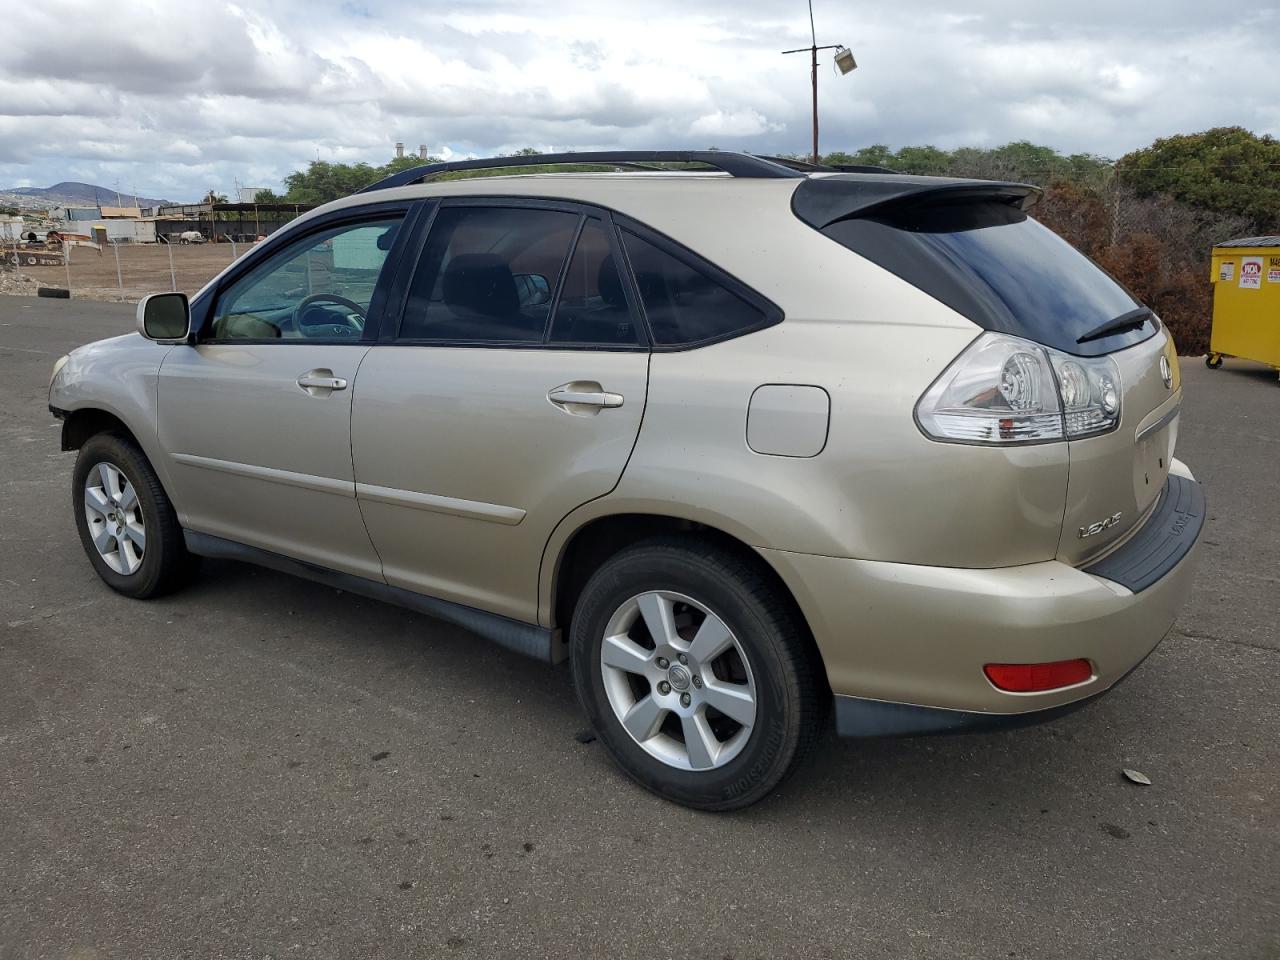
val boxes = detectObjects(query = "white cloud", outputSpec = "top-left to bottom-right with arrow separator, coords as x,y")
688,109 -> 778,138
0,0 -> 1275,200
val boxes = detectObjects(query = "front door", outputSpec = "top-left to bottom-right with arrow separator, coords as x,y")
351,202 -> 650,622
158,212 -> 408,579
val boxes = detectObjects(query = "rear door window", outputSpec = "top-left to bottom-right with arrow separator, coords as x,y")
399,206 -> 578,343
620,230 -> 773,347
548,218 -> 638,346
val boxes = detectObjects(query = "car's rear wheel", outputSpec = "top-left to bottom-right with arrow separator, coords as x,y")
72,433 -> 198,599
570,538 -> 823,810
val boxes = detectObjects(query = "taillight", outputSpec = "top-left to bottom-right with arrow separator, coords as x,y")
1052,354 -> 1121,438
983,659 -> 1093,692
916,332 -> 1122,445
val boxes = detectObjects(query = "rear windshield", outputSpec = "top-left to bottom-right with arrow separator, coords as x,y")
820,200 -> 1151,356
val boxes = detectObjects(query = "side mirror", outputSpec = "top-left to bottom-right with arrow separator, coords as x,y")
137,292 -> 191,342
514,273 -> 551,307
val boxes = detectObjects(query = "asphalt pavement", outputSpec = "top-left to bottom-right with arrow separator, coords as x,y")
1,295 -> 1276,959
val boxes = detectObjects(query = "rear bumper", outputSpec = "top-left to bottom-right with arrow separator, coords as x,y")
831,662 -> 1143,737
758,459 -> 1204,732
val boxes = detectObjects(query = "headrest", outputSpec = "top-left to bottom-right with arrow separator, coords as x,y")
598,256 -> 626,308
442,254 -> 519,319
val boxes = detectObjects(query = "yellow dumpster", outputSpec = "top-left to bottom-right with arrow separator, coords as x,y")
1206,236 -> 1280,373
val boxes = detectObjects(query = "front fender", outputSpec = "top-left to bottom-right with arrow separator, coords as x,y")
50,333 -> 182,517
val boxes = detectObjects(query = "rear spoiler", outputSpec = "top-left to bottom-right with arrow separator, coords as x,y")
791,174 -> 1042,230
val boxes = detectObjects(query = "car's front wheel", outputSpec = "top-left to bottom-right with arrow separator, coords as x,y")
570,538 -> 823,810
72,433 -> 198,599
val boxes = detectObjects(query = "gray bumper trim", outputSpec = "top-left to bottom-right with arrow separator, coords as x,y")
1084,474 -> 1205,593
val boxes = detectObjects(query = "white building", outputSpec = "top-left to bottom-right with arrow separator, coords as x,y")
0,215 -> 25,242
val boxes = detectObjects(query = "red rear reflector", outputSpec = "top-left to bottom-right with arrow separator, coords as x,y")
983,659 -> 1093,692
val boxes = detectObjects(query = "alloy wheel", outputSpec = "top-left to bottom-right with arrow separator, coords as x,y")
599,590 -> 757,771
83,461 -> 146,575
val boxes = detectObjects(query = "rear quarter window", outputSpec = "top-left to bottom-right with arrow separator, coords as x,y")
620,229 -> 779,348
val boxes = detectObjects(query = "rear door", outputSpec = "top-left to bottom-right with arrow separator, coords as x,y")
350,199 -> 650,622
158,206 -> 412,579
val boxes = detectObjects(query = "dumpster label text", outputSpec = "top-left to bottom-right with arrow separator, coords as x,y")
1219,261 -> 1235,282
1268,257 -> 1280,284
1239,257 -> 1262,289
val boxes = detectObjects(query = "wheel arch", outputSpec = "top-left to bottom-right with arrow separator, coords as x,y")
543,509 -> 831,693
56,404 -> 185,523
60,407 -> 140,452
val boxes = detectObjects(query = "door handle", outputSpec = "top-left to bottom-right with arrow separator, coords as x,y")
548,383 -> 624,411
297,370 -> 348,394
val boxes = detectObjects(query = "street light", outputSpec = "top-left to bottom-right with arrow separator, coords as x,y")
782,0 -> 855,164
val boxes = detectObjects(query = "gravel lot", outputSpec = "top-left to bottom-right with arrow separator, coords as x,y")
1,295 -> 1277,960
3,243 -> 241,301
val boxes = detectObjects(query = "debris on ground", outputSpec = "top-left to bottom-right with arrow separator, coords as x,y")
1122,768 -> 1152,786
0,273 -> 38,296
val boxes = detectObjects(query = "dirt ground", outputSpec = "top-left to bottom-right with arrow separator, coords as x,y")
2,242 -> 247,301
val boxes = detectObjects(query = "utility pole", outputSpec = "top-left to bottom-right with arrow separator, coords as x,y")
782,0 -> 854,164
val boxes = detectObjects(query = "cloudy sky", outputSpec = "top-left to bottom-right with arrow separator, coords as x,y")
1,0 -> 1277,201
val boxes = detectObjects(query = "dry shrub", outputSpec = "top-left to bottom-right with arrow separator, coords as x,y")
1095,234 -> 1213,354
1035,182 -> 1251,355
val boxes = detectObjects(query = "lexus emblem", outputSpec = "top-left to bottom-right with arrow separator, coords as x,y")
667,664 -> 691,691
1159,355 -> 1173,390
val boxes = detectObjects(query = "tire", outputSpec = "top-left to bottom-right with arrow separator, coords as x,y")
1206,354 -> 1223,369
72,433 -> 198,599
570,537 -> 823,811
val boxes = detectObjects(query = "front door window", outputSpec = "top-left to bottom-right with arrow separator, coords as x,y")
210,217 -> 403,341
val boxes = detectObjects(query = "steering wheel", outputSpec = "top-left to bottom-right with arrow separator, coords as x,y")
293,294 -> 367,339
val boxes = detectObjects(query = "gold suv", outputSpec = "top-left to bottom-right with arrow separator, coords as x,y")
50,152 -> 1204,809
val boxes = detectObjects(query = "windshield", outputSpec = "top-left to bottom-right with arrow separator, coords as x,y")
821,200 -> 1151,356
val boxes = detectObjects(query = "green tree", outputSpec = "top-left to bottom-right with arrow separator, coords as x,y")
820,141 -> 1114,188
1116,126 -> 1280,232
282,161 -> 381,204
252,188 -> 284,204
279,154 -> 445,204
821,145 -> 896,168
383,153 -> 440,176
888,145 -> 953,175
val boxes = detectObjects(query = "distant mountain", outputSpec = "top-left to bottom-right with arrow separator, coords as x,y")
0,181 -> 171,210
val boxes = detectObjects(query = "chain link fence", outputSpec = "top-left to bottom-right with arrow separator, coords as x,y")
1,238 -> 253,301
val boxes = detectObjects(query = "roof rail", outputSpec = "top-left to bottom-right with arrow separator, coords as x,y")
357,150 -> 805,193
753,155 -> 835,173
750,155 -> 902,175
828,163 -> 902,174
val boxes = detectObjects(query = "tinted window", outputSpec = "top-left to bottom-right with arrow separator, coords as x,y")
210,218 -> 402,340
548,219 -> 637,346
621,231 -> 768,346
400,206 -> 578,342
821,201 -> 1149,356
